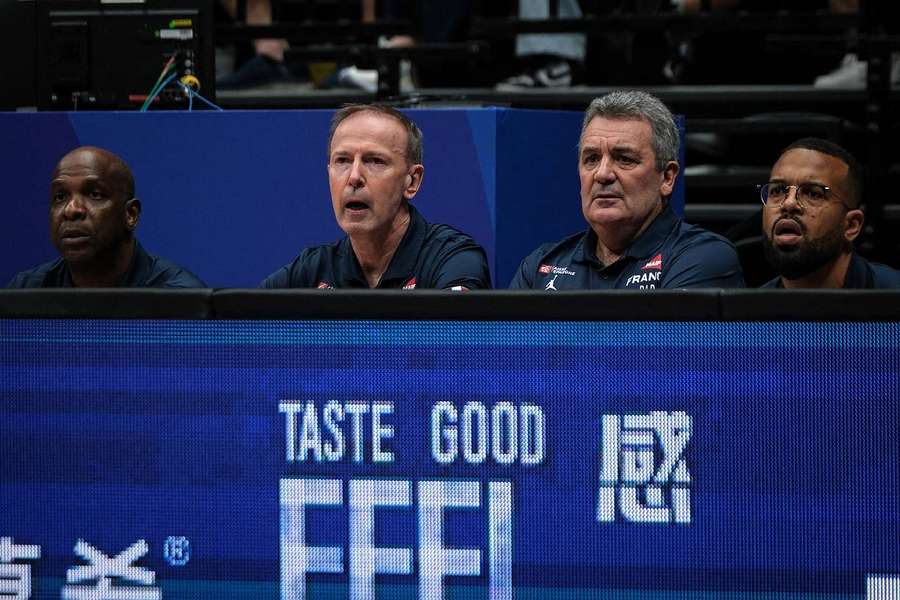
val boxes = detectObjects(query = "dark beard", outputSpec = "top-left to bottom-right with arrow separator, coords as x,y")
762,225 -> 848,280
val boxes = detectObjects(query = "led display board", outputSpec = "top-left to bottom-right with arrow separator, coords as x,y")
1,318 -> 898,599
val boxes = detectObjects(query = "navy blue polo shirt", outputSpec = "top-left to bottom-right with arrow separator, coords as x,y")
6,241 -> 205,288
761,252 -> 900,289
261,204 -> 491,289
509,205 -> 744,289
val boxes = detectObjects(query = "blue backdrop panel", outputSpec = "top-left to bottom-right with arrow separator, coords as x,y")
1,109 -> 686,288
0,320 -> 897,599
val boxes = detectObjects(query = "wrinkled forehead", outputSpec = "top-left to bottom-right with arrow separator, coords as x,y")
331,111 -> 408,155
579,116 -> 653,151
770,148 -> 849,185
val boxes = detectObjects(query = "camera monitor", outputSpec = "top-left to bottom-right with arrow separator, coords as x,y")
36,0 -> 213,110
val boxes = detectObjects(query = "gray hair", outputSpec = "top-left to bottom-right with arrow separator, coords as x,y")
328,104 -> 423,165
581,90 -> 679,171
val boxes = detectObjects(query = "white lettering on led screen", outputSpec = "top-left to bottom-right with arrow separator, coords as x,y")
0,537 -> 41,599
279,479 -> 512,600
280,401 -> 395,464
61,539 -> 161,600
431,402 -> 546,466
279,400 -> 533,599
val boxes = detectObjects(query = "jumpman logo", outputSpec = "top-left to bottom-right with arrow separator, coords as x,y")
545,274 -> 558,291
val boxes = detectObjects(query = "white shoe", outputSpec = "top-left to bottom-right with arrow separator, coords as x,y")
337,66 -> 378,93
399,59 -> 415,93
814,52 -> 900,88
814,53 -> 867,89
891,53 -> 900,87
335,62 -> 414,94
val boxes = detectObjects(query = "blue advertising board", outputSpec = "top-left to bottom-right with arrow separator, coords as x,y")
2,319 -> 896,599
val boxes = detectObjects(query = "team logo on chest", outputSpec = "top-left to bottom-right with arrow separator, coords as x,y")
538,264 -> 576,291
642,254 -> 663,271
625,254 -> 664,289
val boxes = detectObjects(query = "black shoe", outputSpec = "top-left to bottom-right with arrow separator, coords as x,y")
217,55 -> 299,89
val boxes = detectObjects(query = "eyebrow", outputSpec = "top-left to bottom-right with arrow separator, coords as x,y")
580,144 -> 640,155
769,177 -> 829,187
50,178 -> 110,194
331,149 -> 394,159
610,144 -> 640,155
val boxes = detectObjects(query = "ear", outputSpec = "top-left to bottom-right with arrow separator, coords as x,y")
659,160 -> 679,198
843,208 -> 864,243
403,164 -> 425,201
125,198 -> 141,231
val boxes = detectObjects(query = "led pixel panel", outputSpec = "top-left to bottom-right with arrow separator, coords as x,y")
1,319 -> 898,598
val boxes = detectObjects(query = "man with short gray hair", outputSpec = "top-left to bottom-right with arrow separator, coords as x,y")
510,90 -> 743,289
263,103 -> 491,289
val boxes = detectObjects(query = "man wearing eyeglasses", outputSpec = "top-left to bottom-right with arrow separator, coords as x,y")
760,137 -> 900,289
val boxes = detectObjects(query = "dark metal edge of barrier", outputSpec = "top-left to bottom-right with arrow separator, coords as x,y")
1,290 -> 899,321
0,289 -> 213,319
209,290 -> 722,321
719,290 -> 900,321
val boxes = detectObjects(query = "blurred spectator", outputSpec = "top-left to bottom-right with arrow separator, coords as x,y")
813,0 -> 900,89
327,0 -> 478,92
666,0 -> 837,84
217,0 -> 304,89
496,0 -> 586,89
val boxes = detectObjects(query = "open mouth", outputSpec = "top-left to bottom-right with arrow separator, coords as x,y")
345,201 -> 369,211
773,218 -> 803,245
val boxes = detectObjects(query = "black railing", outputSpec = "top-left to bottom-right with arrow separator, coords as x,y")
2,289 -> 899,321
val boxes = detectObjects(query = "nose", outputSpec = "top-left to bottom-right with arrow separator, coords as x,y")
347,157 -> 364,189
781,185 -> 803,211
592,156 -> 616,184
62,194 -> 87,220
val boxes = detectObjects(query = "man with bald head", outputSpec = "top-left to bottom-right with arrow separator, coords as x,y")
8,146 -> 204,288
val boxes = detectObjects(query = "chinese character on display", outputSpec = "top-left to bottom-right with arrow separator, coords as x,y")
61,539 -> 161,600
0,537 -> 41,599
597,411 -> 692,524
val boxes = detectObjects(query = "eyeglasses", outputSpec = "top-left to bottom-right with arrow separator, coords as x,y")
758,182 -> 833,209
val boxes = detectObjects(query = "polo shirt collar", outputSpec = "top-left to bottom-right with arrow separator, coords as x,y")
121,241 -> 151,286
770,252 -> 870,289
60,240 -> 145,287
842,252 -> 873,289
381,204 -> 426,284
575,203 -> 678,266
336,203 -> 425,287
